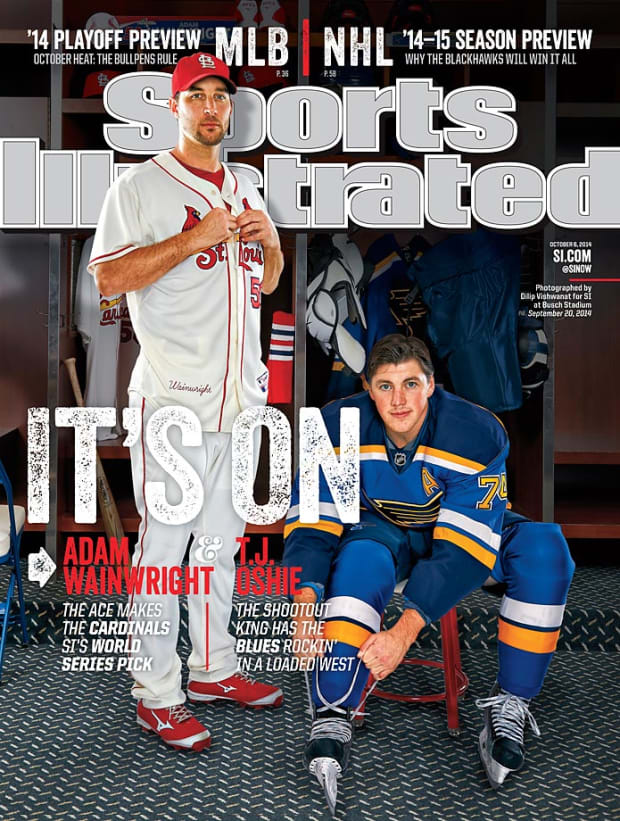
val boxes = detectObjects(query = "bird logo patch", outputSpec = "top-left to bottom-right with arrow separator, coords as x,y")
182,205 -> 201,232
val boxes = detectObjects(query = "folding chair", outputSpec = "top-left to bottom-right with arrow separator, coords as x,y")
0,458 -> 29,682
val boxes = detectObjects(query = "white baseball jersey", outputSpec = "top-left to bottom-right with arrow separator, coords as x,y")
75,234 -> 139,440
88,151 -> 269,432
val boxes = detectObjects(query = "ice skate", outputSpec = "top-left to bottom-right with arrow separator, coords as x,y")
304,708 -> 353,817
476,682 -> 541,788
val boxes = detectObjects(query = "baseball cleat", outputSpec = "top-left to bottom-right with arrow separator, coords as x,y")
476,682 -> 541,788
304,708 -> 353,817
136,701 -> 211,752
187,672 -> 283,708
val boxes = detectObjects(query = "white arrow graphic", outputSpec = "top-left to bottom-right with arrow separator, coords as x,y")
28,547 -> 56,588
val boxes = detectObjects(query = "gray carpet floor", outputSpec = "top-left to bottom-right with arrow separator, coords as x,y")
0,643 -> 618,821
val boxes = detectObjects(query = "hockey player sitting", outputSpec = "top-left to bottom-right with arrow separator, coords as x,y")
282,334 -> 574,811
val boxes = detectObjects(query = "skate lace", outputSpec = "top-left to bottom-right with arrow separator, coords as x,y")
309,715 -> 353,745
475,690 -> 541,745
169,704 -> 193,724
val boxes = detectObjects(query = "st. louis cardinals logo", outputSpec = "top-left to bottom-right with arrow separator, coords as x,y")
99,295 -> 129,326
198,54 -> 216,69
182,205 -> 201,232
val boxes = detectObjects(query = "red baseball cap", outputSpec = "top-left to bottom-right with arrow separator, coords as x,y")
237,65 -> 287,90
82,70 -> 120,97
172,52 -> 237,97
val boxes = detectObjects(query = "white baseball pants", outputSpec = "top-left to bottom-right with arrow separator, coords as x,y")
128,393 -> 247,708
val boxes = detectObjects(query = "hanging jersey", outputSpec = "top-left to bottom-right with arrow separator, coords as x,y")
410,228 -> 522,412
75,235 -> 139,440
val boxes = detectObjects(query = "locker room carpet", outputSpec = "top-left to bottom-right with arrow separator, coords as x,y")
0,567 -> 618,821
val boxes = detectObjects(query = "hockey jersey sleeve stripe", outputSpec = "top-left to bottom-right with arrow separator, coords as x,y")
500,596 -> 566,629
414,446 -> 485,474
283,519 -> 344,539
498,618 -> 560,654
360,451 -> 389,462
287,502 -> 342,521
371,250 -> 400,280
433,526 -> 497,569
324,595 -> 382,633
324,620 -> 372,649
436,509 -> 501,551
333,445 -> 389,462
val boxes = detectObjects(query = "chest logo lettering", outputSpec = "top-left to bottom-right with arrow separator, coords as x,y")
239,245 -> 265,273
421,467 -> 440,497
196,243 -> 226,270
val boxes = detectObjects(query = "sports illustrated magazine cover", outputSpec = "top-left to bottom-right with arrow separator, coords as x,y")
0,1 -> 618,820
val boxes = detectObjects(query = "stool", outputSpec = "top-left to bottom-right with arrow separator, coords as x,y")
0,458 -> 29,683
367,582 -> 468,735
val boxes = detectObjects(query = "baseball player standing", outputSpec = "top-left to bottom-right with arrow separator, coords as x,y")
89,52 -> 284,751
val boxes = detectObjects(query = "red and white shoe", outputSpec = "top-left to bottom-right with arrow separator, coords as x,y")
188,672 -> 284,708
136,701 -> 212,751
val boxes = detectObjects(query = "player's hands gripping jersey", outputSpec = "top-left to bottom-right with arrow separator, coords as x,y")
185,206 -> 239,252
237,208 -> 280,248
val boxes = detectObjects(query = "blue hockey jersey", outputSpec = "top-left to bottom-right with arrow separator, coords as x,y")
327,229 -> 522,413
283,387 -> 509,621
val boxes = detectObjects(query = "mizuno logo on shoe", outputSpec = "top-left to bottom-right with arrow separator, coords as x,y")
217,684 -> 236,693
152,712 -> 173,731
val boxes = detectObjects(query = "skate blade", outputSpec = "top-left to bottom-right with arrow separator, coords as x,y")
310,757 -> 341,817
478,728 -> 511,789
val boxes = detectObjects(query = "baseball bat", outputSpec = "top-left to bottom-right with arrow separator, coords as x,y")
63,357 -> 125,545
